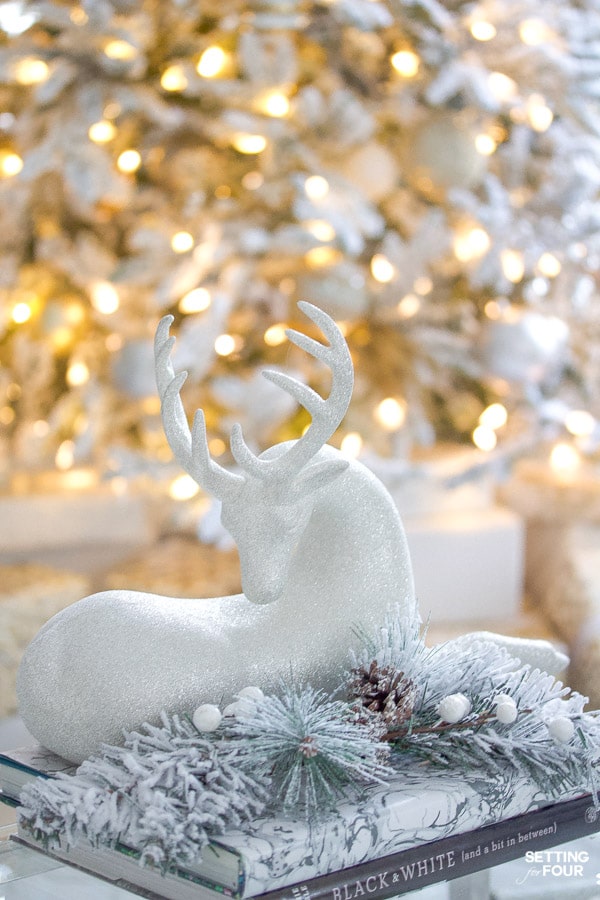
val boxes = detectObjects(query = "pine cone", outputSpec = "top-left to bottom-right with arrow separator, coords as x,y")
351,660 -> 416,727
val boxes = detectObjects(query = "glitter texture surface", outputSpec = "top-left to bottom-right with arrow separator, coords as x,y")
17,448 -> 416,762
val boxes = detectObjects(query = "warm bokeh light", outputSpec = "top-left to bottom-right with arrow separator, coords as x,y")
66,360 -> 90,386
501,249 -> 525,283
390,50 -> 420,77
117,149 -> 142,173
374,397 -> 406,431
565,410 -> 596,437
413,276 -> 433,295
470,21 -> 496,41
304,175 -> 329,200
549,442 -> 581,477
242,171 -> 264,190
90,281 -> 120,314
161,65 -> 188,92
0,151 -> 24,177
341,432 -> 364,458
14,57 -> 49,84
55,439 -> 75,470
537,252 -> 561,277
214,334 -> 237,356
475,133 -> 497,155
169,473 -> 200,501
519,18 -> 553,46
305,219 -> 336,241
479,403 -> 508,430
0,406 -> 15,425
171,231 -> 194,253
527,95 -> 553,132
264,324 -> 288,346
231,133 -> 267,154
472,425 -> 497,451
305,246 -> 340,267
197,46 -> 228,78
397,294 -> 421,318
488,71 -> 518,102
259,91 -> 290,117
104,39 -> 137,61
11,302 -> 32,324
453,226 -> 491,262
88,120 -> 117,143
371,254 -> 396,283
179,287 -> 211,314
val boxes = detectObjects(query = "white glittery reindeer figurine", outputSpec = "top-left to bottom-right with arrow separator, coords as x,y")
18,302 -> 418,763
19,302 -> 567,763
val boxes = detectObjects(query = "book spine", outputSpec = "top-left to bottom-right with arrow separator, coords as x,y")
255,794 -> 599,900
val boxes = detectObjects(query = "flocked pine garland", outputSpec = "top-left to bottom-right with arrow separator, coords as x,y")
18,605 -> 600,875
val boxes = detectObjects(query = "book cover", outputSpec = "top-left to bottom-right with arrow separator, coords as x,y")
0,744 -> 77,802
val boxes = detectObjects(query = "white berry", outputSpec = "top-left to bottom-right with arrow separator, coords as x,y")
237,686 -> 264,702
495,700 -> 518,724
192,703 -> 222,732
437,693 -> 471,724
494,693 -> 513,705
548,716 -> 575,743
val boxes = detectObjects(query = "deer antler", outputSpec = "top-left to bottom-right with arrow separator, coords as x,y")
229,301 -> 353,480
154,315 -> 244,499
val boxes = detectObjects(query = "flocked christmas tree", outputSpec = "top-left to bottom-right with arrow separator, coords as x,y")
1,0 -> 600,497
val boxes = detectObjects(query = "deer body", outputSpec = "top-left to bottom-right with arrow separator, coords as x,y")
18,304 -> 416,763
17,445 -> 415,763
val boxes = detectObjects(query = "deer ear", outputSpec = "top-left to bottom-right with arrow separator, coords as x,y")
293,459 -> 349,497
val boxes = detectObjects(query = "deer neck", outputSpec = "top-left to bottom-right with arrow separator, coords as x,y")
265,444 -> 417,636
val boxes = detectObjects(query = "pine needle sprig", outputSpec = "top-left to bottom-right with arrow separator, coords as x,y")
18,712 -> 270,872
223,682 -> 392,816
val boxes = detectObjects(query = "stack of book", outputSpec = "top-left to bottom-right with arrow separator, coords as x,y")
1,743 -> 599,900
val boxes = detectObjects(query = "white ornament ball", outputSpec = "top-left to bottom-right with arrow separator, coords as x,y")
547,716 -> 575,743
495,700 -> 518,725
437,693 -> 472,724
494,693 -> 514,705
237,686 -> 265,702
192,703 -> 222,733
340,142 -> 399,202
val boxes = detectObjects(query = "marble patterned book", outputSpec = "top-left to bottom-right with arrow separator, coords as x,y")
11,760 -> 598,899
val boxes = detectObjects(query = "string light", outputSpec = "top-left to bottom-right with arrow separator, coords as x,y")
264,324 -> 288,346
104,39 -> 137,61
242,171 -> 264,190
370,254 -> 396,283
55,440 -> 75,470
488,72 -> 518,103
231,133 -> 267,154
527,95 -> 553,132
197,46 -> 228,78
117,149 -> 142,173
33,419 -> 49,436
88,120 -> 117,143
305,246 -> 340,267
90,281 -> 120,314
258,91 -> 290,117
13,57 -> 49,84
171,231 -> 194,253
169,473 -> 200,501
160,65 -> 188,92
479,403 -> 508,430
11,301 -> 31,323
341,432 -> 363,458
501,249 -> 525,283
209,437 -> 227,456
397,294 -> 421,318
519,18 -> 553,46
390,50 -> 420,77
470,21 -> 496,41
550,442 -> 581,478
374,397 -> 406,431
66,360 -> 90,386
305,220 -> 336,241
304,175 -> 329,200
0,151 -> 23,177
472,425 -> 497,451
565,410 -> 595,437
214,334 -> 237,356
179,287 -> 211,314
453,226 -> 491,262
537,252 -> 561,277
475,133 -> 497,155
0,406 -> 15,425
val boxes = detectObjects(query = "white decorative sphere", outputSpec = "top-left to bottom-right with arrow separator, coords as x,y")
223,700 -> 246,718
437,693 -> 472,724
495,700 -> 518,725
340,142 -> 399,202
192,703 -> 222,733
547,716 -> 575,743
494,693 -> 513,705
237,686 -> 265,702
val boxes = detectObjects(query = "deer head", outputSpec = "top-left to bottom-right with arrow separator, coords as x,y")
154,302 -> 353,605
